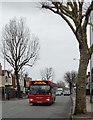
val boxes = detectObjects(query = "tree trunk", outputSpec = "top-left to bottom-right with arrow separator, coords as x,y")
75,44 -> 89,114
70,82 -> 72,94
15,70 -> 22,98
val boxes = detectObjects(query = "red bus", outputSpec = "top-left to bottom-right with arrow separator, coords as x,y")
29,80 -> 56,105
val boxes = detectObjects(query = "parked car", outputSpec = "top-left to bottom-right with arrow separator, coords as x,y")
56,91 -> 62,96
63,90 -> 70,96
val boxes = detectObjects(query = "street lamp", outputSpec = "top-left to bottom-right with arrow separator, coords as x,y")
4,39 -> 6,99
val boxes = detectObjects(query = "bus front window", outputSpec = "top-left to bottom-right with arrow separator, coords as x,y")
30,85 -> 50,95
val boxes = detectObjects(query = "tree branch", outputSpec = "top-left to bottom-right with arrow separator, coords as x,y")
83,1 -> 93,29
67,0 -> 74,10
58,3 -> 75,20
88,22 -> 93,28
42,3 -> 79,40
89,44 -> 93,58
73,0 -> 78,15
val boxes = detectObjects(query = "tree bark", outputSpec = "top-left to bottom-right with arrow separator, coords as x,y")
75,42 -> 89,114
69,82 -> 72,94
15,70 -> 22,98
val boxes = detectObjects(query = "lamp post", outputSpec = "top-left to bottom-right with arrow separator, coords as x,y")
4,39 -> 6,99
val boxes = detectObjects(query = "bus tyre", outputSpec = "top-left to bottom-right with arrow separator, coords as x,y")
51,98 -> 54,104
29,103 -> 33,106
49,102 -> 52,105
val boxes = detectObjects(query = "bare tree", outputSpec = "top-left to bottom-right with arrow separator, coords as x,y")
40,67 -> 55,81
64,71 -> 77,94
57,81 -> 66,90
41,1 -> 93,114
2,18 -> 40,98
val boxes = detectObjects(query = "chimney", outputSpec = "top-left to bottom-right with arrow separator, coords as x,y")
0,63 -> 2,75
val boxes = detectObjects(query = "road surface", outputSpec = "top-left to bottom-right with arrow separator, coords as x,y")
2,95 -> 72,119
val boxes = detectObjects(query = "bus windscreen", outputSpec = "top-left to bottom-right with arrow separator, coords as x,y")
30,85 -> 51,95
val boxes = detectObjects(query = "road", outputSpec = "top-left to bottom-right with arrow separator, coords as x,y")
2,95 -> 72,119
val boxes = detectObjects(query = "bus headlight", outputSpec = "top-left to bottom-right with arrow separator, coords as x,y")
46,99 -> 50,101
30,99 -> 33,101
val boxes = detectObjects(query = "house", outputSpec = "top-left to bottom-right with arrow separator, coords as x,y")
11,73 -> 32,93
24,74 -> 32,94
0,63 -> 12,87
2,70 -> 12,87
0,63 -> 32,94
12,73 -> 17,88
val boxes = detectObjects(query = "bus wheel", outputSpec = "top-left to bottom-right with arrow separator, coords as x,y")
29,103 -> 34,106
52,98 -> 55,103
49,102 -> 52,105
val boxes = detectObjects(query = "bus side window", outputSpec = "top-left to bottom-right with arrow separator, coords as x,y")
51,86 -> 55,94
52,86 -> 56,94
54,87 -> 56,94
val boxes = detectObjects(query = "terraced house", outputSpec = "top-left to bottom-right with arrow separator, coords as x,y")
0,63 -> 12,88
0,63 -> 32,95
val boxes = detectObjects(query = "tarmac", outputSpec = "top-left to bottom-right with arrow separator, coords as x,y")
1,95 -> 93,119
71,95 -> 93,120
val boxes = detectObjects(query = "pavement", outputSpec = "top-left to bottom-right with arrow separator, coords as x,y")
71,95 -> 93,120
1,95 -> 28,101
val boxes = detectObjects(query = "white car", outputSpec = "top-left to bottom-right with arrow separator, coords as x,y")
56,88 -> 63,96
63,90 -> 70,96
56,91 -> 62,96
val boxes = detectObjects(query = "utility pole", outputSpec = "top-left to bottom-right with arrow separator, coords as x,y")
4,39 -> 6,99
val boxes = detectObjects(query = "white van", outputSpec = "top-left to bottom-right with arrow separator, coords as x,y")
56,88 -> 63,96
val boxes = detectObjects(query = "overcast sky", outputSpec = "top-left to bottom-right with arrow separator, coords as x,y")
0,1 -> 91,83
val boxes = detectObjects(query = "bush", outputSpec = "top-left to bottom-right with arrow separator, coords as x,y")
1,87 -> 17,99
1,87 -> 15,94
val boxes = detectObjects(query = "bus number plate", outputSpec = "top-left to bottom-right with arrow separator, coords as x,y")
37,101 -> 42,103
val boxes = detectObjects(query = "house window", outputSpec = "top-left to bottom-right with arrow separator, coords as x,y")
5,76 -> 8,82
